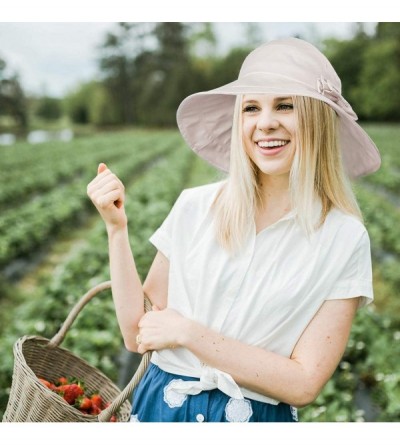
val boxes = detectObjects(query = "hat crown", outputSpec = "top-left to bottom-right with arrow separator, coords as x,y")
239,38 -> 342,94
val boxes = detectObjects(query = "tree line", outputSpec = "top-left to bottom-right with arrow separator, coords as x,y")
64,23 -> 253,127
0,58 -> 27,129
1,22 -> 399,132
323,23 -> 400,121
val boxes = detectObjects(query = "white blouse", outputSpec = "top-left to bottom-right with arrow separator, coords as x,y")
148,180 -> 373,404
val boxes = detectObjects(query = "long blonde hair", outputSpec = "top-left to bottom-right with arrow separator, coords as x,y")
210,94 -> 362,256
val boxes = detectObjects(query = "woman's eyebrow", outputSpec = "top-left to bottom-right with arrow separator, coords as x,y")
242,96 -> 293,104
274,97 -> 292,102
242,98 -> 259,104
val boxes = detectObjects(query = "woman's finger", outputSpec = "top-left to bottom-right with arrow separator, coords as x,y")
96,190 -> 124,209
95,179 -> 123,196
98,162 -> 107,175
137,344 -> 148,355
87,170 -> 111,193
88,172 -> 123,197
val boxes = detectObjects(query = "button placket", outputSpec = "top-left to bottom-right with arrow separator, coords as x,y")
214,235 -> 256,330
193,387 -> 209,423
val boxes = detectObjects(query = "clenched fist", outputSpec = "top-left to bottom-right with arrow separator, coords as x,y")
87,163 -> 128,232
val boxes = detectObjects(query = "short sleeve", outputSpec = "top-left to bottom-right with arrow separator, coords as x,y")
148,190 -> 186,260
325,229 -> 374,309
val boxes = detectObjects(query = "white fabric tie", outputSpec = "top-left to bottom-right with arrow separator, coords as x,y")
167,365 -> 244,400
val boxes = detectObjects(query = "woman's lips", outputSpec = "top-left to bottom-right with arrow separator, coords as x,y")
256,140 -> 290,156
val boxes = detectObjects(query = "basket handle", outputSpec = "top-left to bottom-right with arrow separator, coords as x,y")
48,280 -> 153,422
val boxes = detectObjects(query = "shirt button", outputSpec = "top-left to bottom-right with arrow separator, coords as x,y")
196,413 -> 205,422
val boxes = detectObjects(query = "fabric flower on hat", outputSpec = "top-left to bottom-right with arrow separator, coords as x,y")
317,76 -> 357,120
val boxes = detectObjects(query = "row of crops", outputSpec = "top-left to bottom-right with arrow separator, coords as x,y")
0,131 -> 179,273
0,125 -> 399,421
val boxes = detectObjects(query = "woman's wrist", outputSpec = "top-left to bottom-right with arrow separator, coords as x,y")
176,317 -> 197,348
106,221 -> 129,239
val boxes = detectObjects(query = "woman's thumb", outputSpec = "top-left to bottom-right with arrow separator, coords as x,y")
98,163 -> 107,175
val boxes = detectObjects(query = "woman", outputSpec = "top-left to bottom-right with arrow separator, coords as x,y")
87,38 -> 381,422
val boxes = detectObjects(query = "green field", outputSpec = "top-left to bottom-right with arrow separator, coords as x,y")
0,125 -> 399,421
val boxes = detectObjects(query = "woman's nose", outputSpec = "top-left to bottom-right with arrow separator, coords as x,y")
256,109 -> 280,132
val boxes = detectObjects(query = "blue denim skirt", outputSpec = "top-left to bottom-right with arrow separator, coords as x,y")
130,363 -> 298,422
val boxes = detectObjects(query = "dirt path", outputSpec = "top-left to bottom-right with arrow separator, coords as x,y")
16,218 -> 97,294
360,179 -> 400,208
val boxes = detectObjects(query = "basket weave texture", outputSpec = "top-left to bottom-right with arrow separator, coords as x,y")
2,281 -> 151,422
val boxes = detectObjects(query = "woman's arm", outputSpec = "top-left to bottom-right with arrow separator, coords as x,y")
108,228 -> 169,351
137,297 -> 359,407
87,163 -> 168,352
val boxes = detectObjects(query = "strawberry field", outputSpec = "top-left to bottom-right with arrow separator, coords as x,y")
0,126 -> 399,421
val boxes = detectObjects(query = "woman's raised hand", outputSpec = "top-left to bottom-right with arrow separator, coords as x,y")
87,163 -> 128,232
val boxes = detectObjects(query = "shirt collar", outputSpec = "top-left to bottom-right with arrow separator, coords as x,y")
254,198 -> 323,235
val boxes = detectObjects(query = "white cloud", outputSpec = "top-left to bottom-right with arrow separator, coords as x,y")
0,22 -> 114,96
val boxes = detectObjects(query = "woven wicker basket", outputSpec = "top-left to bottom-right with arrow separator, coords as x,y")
2,281 -> 152,422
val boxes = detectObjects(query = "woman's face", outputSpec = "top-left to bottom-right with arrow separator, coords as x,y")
241,94 -> 296,180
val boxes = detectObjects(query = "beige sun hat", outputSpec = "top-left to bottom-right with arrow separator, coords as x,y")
176,37 -> 381,178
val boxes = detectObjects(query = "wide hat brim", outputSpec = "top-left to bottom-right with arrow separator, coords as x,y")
177,72 -> 381,179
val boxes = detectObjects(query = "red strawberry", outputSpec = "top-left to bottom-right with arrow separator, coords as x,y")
58,384 -> 84,405
90,405 -> 102,415
75,396 -> 92,411
56,376 -> 69,386
90,394 -> 103,410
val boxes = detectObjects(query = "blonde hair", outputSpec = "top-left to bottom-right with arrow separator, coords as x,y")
210,95 -> 363,256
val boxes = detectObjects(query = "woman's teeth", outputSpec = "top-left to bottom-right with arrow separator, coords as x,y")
257,140 -> 289,148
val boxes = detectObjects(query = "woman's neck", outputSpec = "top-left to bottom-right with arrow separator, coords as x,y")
257,174 -> 291,211
254,175 -> 292,234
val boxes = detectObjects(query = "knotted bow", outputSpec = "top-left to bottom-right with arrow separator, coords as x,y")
167,364 -> 244,400
317,76 -> 357,120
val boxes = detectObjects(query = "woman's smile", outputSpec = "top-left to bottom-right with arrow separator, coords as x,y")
255,139 -> 291,156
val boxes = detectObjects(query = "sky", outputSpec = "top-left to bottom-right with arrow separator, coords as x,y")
0,0 -> 394,99
0,22 -> 378,98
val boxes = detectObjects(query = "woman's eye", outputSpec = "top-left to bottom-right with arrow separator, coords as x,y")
242,105 -> 259,113
277,103 -> 294,111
